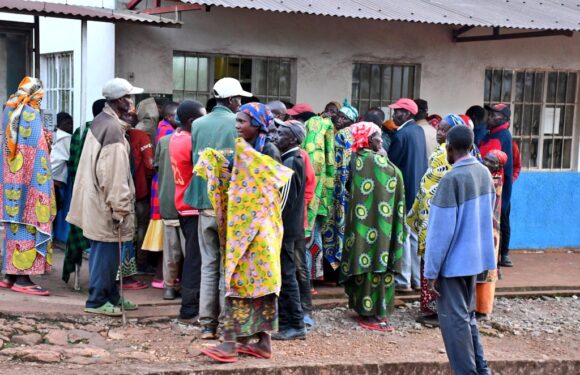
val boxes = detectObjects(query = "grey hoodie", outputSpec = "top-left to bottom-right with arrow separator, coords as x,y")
136,97 -> 159,149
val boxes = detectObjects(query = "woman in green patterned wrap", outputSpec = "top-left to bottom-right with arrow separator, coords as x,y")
339,122 -> 406,332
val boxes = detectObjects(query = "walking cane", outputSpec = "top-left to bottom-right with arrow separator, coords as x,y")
117,221 -> 127,326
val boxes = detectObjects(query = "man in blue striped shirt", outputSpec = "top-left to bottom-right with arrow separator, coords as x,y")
425,125 -> 495,375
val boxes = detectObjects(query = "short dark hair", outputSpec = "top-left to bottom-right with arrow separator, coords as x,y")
414,99 -> 428,121
56,112 -> 72,125
92,99 -> 106,117
466,105 -> 486,124
363,107 -> 385,126
177,100 -> 204,124
447,125 -> 474,153
162,101 -> 179,118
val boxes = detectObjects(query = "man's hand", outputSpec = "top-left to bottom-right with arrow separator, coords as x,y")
427,279 -> 440,298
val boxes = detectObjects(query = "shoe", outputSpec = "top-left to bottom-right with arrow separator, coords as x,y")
499,255 -> 513,267
271,327 -> 307,341
177,316 -> 200,326
163,287 -> 177,300
85,301 -> 122,316
416,314 -> 439,327
476,312 -> 490,321
200,327 -> 218,340
303,314 -> 315,330
117,298 -> 138,311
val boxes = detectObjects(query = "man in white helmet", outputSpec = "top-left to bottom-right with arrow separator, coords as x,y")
182,77 -> 252,338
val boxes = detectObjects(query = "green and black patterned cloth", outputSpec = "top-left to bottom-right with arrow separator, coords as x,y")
339,149 -> 406,318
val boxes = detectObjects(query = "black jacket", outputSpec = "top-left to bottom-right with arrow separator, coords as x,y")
280,148 -> 305,241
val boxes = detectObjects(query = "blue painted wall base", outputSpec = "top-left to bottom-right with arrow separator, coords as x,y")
511,171 -> 580,249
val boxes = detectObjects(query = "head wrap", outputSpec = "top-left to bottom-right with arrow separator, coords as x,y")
5,77 -> 44,161
239,102 -> 273,152
427,114 -> 442,129
488,149 -> 508,167
339,99 -> 358,123
350,121 -> 382,153
280,120 -> 306,144
459,114 -> 474,129
442,113 -> 467,127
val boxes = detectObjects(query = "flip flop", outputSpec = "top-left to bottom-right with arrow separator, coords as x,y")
237,344 -> 272,359
122,280 -> 148,290
11,284 -> 50,296
117,298 -> 138,311
0,279 -> 14,289
151,280 -> 164,289
84,301 -> 122,316
359,321 -> 395,332
310,288 -> 318,296
200,347 -> 238,363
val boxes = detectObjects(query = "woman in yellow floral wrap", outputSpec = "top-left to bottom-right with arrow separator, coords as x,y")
197,103 -> 292,362
0,77 -> 55,296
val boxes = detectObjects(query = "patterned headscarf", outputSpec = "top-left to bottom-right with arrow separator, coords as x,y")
350,121 -> 382,153
5,77 -> 44,160
339,99 -> 358,122
240,102 -> 273,152
442,113 -> 467,127
488,149 -> 508,167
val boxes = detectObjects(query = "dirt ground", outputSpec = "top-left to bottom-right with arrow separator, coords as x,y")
0,296 -> 578,374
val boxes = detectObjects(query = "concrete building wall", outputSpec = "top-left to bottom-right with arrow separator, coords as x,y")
115,7 -> 580,250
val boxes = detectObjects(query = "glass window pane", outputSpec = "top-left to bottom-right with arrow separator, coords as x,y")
566,72 -> 576,104
522,104 -> 532,136
557,72 -> 567,103
173,56 -> 184,91
524,72 -> 534,103
267,59 -> 279,97
491,70 -> 502,102
552,139 -> 563,169
359,64 -> 370,100
253,58 -> 267,96
531,105 -> 541,136
562,139 -> 572,169
564,105 -> 574,136
484,69 -> 492,102
546,72 -> 557,103
381,66 -> 392,102
352,82 -> 360,103
391,65 -> 403,100
358,101 -> 369,115
185,56 -> 198,91
401,66 -> 412,98
529,138 -> 538,168
542,139 -> 553,169
240,58 -> 252,84
352,64 -> 361,101
502,70 -> 512,102
533,72 -> 544,103
279,60 -> 291,97
407,66 -> 416,98
515,72 -> 524,102
198,57 -> 209,92
370,64 -> 381,100
512,104 -> 522,137
172,91 -> 183,102
214,56 -> 227,80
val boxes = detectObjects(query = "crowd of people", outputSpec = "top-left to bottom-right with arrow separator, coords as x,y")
0,75 -> 521,373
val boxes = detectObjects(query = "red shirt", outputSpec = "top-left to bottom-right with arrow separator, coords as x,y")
301,149 -> 316,229
169,129 -> 198,216
127,128 -> 155,200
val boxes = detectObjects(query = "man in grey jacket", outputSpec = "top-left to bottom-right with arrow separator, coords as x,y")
67,78 -> 143,316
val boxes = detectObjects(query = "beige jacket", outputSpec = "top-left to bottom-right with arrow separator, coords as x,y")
66,104 -> 136,242
416,119 -> 438,156
135,97 -> 159,148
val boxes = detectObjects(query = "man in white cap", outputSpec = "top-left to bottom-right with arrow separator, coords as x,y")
67,78 -> 143,316
183,77 -> 251,338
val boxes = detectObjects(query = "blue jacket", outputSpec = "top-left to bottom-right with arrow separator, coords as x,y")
424,156 -> 496,280
387,120 -> 428,211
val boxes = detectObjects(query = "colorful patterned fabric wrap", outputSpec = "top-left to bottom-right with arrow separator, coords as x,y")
1,102 -> 55,275
193,148 -> 231,248
477,174 -> 502,283
223,294 -> 278,339
350,122 -> 382,153
62,124 -> 92,282
339,99 -> 358,123
420,259 -> 438,314
116,241 -> 138,279
322,127 -> 355,269
239,103 -> 273,153
406,143 -> 452,257
338,149 -> 405,318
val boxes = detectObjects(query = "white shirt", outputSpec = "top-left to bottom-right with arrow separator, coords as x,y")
50,129 -> 72,183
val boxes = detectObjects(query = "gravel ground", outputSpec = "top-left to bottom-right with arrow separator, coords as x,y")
1,296 -> 578,374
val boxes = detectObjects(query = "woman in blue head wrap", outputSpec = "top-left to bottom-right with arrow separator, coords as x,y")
333,99 -> 359,131
236,102 -> 281,161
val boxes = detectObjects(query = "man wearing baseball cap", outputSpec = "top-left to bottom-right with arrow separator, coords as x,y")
479,103 -> 514,267
387,98 -> 428,292
287,103 -> 316,123
67,77 -> 143,316
183,77 -> 252,339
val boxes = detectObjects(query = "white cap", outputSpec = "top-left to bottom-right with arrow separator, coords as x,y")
102,78 -> 144,100
212,77 -> 252,99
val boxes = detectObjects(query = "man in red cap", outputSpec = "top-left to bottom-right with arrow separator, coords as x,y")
387,98 -> 428,292
479,103 -> 514,267
287,103 -> 316,124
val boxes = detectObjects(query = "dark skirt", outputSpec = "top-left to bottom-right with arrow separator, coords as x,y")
223,294 -> 278,340
344,272 -> 396,318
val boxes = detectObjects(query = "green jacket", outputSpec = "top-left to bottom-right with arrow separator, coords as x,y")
183,105 -> 237,209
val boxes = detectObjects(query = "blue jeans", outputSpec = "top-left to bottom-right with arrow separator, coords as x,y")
437,276 -> 491,375
395,225 -> 421,288
86,241 -> 120,308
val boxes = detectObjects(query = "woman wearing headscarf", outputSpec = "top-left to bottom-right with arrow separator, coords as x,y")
407,114 -> 466,326
0,77 -> 55,296
333,99 -> 358,132
339,122 -> 405,331
476,149 -> 507,320
197,102 -> 292,362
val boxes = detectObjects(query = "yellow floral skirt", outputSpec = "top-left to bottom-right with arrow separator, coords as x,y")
223,294 -> 278,340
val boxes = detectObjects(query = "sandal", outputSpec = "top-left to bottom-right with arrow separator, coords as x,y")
84,301 -> 122,316
200,347 -> 238,363
117,298 -> 138,311
151,280 -> 164,289
0,278 -> 14,289
237,344 -> 272,359
359,321 -> 395,332
122,280 -> 148,290
11,284 -> 50,296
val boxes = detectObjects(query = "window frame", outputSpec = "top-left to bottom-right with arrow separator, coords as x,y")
484,68 -> 578,171
40,51 -> 74,117
172,51 -> 297,104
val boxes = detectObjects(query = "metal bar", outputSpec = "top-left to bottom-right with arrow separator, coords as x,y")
80,20 -> 88,134
141,3 -> 202,14
34,16 -> 39,77
452,25 -> 474,38
455,30 -> 573,43
126,0 -> 143,10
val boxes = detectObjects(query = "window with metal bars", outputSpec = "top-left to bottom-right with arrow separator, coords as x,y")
40,51 -> 74,116
484,69 -> 577,170
172,52 -> 295,105
351,63 -> 420,116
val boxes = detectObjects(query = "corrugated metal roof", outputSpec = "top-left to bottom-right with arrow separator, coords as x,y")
182,0 -> 580,31
0,0 -> 181,27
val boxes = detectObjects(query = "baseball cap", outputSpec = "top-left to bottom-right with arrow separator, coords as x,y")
287,103 -> 314,116
213,77 -> 252,98
485,103 -> 511,119
388,98 -> 419,115
102,78 -> 144,100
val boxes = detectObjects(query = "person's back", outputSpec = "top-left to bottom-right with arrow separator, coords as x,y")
281,149 -> 306,241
